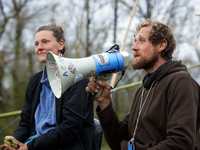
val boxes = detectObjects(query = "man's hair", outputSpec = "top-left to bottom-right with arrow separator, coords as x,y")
36,21 -> 66,54
136,19 -> 176,59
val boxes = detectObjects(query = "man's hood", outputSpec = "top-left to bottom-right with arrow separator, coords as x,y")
155,60 -> 187,82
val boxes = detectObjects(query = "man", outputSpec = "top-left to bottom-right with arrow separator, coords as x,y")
85,19 -> 200,150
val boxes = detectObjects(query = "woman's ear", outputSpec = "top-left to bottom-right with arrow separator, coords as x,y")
59,40 -> 65,50
158,40 -> 167,53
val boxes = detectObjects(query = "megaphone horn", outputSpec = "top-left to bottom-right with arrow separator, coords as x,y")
46,50 -> 129,98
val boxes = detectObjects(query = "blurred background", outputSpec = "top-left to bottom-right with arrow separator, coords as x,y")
0,0 -> 200,149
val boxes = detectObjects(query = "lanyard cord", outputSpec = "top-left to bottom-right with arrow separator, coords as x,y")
129,82 -> 154,144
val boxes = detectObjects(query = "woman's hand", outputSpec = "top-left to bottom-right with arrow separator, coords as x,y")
0,138 -> 28,150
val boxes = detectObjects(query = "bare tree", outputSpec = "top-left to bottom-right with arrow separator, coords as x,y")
0,0 -> 13,104
0,0 -> 56,107
113,0 -> 118,44
85,0 -> 91,56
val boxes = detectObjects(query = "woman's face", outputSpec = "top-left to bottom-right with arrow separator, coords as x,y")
34,30 -> 64,63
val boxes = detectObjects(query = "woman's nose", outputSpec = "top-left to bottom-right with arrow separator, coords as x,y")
37,43 -> 44,49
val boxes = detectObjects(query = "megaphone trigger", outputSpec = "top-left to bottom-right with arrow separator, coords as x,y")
95,74 -> 112,98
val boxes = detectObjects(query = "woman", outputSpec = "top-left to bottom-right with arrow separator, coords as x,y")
0,22 -> 94,150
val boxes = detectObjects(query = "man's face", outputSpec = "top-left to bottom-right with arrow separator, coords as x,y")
131,26 -> 159,73
34,30 -> 63,63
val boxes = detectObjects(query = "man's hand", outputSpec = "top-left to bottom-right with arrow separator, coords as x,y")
85,76 -> 112,110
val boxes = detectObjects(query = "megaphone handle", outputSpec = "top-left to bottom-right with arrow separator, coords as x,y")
95,86 -> 103,98
95,75 -> 111,98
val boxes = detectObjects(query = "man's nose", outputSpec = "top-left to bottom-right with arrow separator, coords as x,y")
131,42 -> 138,51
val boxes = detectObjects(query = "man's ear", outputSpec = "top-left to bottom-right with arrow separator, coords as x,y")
158,40 -> 167,53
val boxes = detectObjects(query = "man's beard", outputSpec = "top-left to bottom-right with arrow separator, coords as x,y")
131,51 -> 158,70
